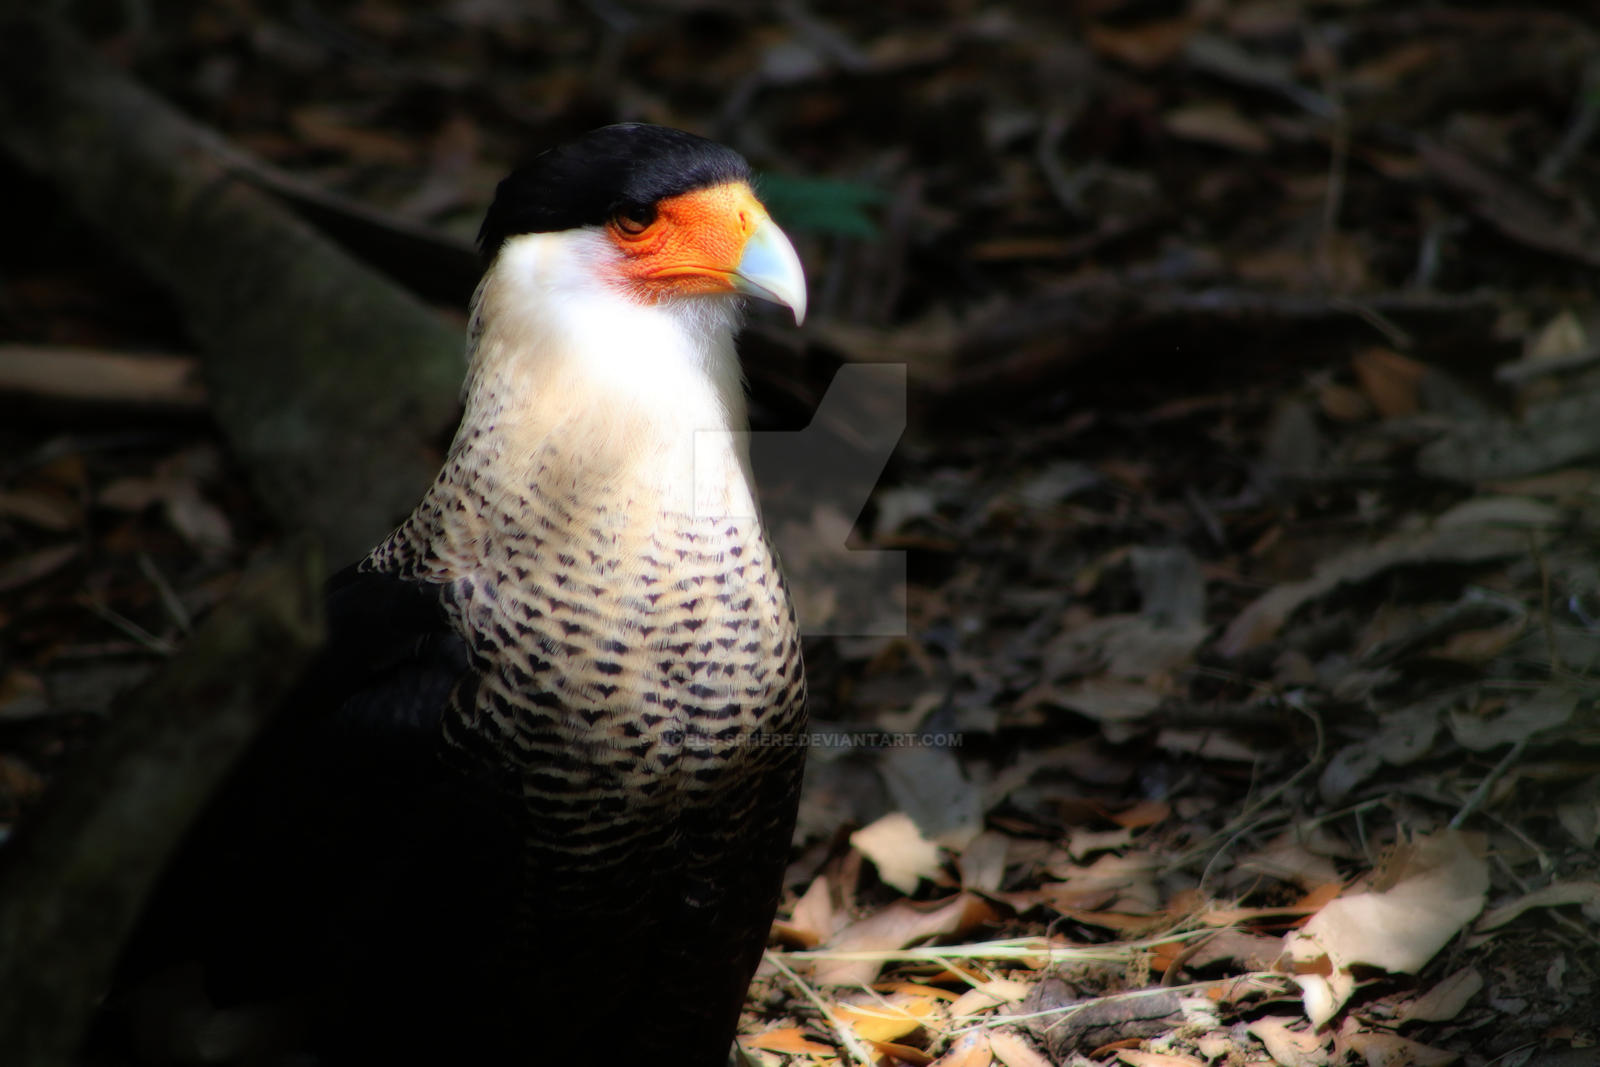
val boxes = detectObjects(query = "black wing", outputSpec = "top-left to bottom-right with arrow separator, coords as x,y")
106,564 -> 519,1063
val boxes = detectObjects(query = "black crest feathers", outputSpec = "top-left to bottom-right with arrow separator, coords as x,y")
477,124 -> 751,262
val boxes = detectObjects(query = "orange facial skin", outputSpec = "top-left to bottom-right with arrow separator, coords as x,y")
607,181 -> 769,302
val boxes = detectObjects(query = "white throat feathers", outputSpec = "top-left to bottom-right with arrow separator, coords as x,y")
461,229 -> 757,521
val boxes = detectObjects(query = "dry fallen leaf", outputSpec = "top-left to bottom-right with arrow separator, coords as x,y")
852,811 -> 945,894
1396,966 -> 1482,1024
811,894 -> 992,987
1085,18 -> 1196,68
1108,800 -> 1171,830
0,543 -> 79,593
777,874 -> 836,947
1165,102 -> 1272,153
1282,830 -> 1488,1027
1040,851 -> 1162,915
738,1026 -> 834,1055
0,488 -> 81,531
834,992 -> 940,1044
1236,834 -> 1343,890
1524,308 -> 1587,361
988,1030 -> 1052,1067
1447,688 -> 1579,751
1248,1016 -> 1330,1067
1351,348 -> 1426,418
1476,880 -> 1600,930
949,979 -> 1031,1018
1218,513 -> 1535,656
931,1030 -> 993,1067
957,830 -> 1010,893
1340,1029 -> 1458,1067
0,345 -> 205,408
1118,1050 -> 1206,1067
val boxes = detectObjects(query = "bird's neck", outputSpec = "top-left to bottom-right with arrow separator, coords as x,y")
375,253 -> 762,583
457,265 -> 754,516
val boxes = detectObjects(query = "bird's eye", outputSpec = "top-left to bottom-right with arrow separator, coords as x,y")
613,203 -> 658,235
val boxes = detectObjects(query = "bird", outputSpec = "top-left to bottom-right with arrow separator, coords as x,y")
106,123 -> 809,1067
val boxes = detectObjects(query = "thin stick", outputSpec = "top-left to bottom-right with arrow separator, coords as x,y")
762,949 -> 876,1066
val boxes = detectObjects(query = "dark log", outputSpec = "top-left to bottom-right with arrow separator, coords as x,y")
0,13 -> 464,564
0,551 -> 323,1067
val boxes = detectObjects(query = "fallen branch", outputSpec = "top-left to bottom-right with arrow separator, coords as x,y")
0,13 -> 464,564
0,345 -> 206,410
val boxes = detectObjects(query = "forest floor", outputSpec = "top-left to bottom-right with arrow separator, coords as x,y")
3,2 -> 1599,1065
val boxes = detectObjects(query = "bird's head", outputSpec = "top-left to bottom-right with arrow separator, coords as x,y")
477,124 -> 806,326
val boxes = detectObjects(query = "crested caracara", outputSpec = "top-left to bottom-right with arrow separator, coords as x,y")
113,123 -> 808,1067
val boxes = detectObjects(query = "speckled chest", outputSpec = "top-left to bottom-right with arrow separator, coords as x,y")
368,437 -> 806,818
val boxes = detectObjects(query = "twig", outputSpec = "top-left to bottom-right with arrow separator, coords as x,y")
763,949 -> 875,1067
80,596 -> 177,657
137,552 -> 192,636
778,933 -> 1205,966
1538,58 -> 1600,184
0,346 -> 205,410
1191,695 -> 1326,895
1036,102 -> 1093,218
1449,737 -> 1528,830
1328,297 -> 1413,350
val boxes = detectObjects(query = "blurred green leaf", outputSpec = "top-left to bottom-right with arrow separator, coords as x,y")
756,171 -> 885,239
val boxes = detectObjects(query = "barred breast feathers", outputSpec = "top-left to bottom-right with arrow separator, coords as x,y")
367,225 -> 802,790
380,228 -> 764,577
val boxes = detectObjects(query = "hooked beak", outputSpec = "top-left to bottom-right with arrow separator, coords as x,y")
733,217 -> 807,325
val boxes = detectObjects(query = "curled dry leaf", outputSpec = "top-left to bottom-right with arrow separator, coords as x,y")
949,979 -> 1030,1019
1340,1029 -> 1458,1067
865,1036 -> 935,1064
1447,687 -> 1579,751
1476,881 -> 1600,930
1164,929 -> 1283,973
810,894 -> 993,988
777,873 -> 836,947
1282,830 -> 1488,1027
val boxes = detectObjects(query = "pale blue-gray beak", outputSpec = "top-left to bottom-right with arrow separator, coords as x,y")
733,217 -> 807,325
